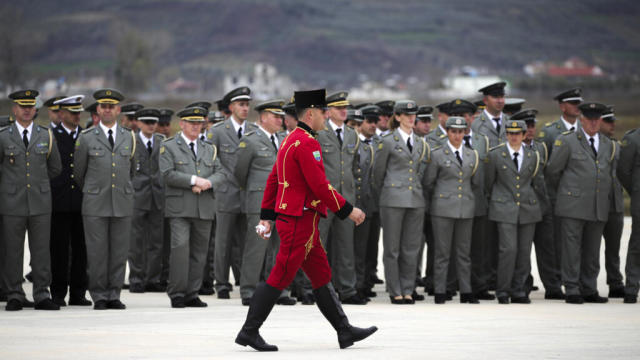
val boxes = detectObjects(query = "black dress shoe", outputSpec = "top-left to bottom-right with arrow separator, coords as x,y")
145,283 -> 167,293
171,297 -> 185,308
22,299 -> 34,308
475,290 -> 496,300
565,295 -> 584,304
5,299 -> 23,311
424,287 -> 434,296
608,286 -> 625,298
624,294 -> 637,304
276,296 -> 297,305
341,294 -> 367,305
446,290 -> 456,300
544,291 -> 565,300
583,293 -> 608,303
94,300 -> 108,310
52,297 -> 67,306
411,290 -> 425,301
415,277 -> 425,287
122,283 -> 130,289
390,297 -> 404,304
497,296 -> 509,304
373,276 -> 384,284
460,293 -> 479,304
299,293 -> 315,305
185,297 -> 208,307
35,298 -> 61,310
361,289 -> 376,298
69,297 -> 92,306
217,289 -> 230,299
129,283 -> 145,293
107,299 -> 126,309
25,272 -> 33,282
235,331 -> 278,351
241,297 -> 251,306
434,294 -> 447,304
198,282 -> 215,295
511,296 -> 531,304
404,297 -> 415,304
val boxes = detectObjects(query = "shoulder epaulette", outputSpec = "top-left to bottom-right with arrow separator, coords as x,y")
544,122 -> 552,127
624,128 -> 638,136
431,145 -> 443,151
489,143 -> 506,151
244,130 -> 256,136
212,121 -> 225,128
81,127 -> 94,134
0,126 -> 9,132
381,132 -> 393,137
154,133 -> 166,140
163,136 -> 175,142
561,130 -> 572,135
36,124 -> 49,130
121,126 -> 131,131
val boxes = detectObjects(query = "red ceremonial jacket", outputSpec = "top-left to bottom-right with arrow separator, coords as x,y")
260,122 -> 353,220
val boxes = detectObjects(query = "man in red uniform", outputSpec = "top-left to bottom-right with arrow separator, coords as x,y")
235,89 -> 377,351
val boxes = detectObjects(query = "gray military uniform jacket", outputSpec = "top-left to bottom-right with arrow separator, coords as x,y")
607,136 -> 624,214
373,129 -> 430,209
545,130 -> 615,222
484,143 -> 542,224
207,117 -> 258,213
424,143 -> 478,218
159,132 -> 225,220
617,129 -> 640,214
472,111 -> 508,148
132,132 -> 165,211
526,141 -> 552,216
234,129 -> 285,215
316,119 -> 359,203
538,117 -> 581,157
468,131 -> 490,217
73,125 -> 136,217
0,123 -> 62,216
425,126 -> 447,148
354,136 -> 376,212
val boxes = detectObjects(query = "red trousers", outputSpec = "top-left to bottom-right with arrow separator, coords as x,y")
266,210 -> 332,290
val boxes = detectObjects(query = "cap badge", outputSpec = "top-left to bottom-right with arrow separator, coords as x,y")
456,118 -> 462,125
455,99 -> 461,104
194,109 -> 200,113
512,122 -> 517,127
407,102 -> 414,109
340,92 -> 345,98
590,104 -> 595,108
106,90 -> 112,96
25,91 -> 31,96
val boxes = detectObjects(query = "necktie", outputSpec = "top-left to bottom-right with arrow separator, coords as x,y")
22,129 -> 29,148
335,128 -> 343,147
513,152 -> 519,171
70,130 -> 76,139
463,135 -> 471,148
189,142 -> 196,157
406,137 -> 413,153
364,139 -> 371,145
455,150 -> 463,166
589,137 -> 597,157
270,134 -> 278,152
200,134 -> 205,141
570,126 -> 575,132
237,127 -> 242,139
492,117 -> 501,133
147,140 -> 152,155
108,129 -> 114,149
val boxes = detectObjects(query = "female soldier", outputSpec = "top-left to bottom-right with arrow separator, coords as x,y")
373,100 -> 430,304
485,120 -> 542,304
424,117 -> 479,304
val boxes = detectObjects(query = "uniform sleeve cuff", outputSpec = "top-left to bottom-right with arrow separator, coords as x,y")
335,201 -> 353,220
260,208 -> 277,221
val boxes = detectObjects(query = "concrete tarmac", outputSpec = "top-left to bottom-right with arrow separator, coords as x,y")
1,218 -> 639,359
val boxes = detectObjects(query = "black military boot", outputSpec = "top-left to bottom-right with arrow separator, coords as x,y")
235,282 -> 281,351
313,283 -> 378,349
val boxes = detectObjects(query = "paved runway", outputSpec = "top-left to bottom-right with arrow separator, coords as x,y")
1,218 -> 639,359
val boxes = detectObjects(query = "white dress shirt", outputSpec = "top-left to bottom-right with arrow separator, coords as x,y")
99,122 -> 117,143
507,143 -> 523,171
15,121 -> 33,142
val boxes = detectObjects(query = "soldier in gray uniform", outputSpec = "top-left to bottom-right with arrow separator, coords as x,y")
599,106 -> 626,298
128,108 -> 166,293
235,100 -> 295,306
618,124 -> 640,303
449,99 -> 494,301
545,102 -> 614,304
374,100 -> 394,137
73,88 -> 135,310
424,116 -> 479,304
373,100 -> 430,304
316,91 -> 365,304
515,109 -> 564,299
538,88 -> 583,157
502,98 -> 525,117
471,82 -> 508,148
425,102 -> 450,148
2,90 -> 62,311
485,120 -> 542,304
207,86 -> 258,298
159,107 -> 226,308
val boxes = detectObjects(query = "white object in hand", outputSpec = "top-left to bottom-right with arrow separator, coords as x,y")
255,224 -> 271,238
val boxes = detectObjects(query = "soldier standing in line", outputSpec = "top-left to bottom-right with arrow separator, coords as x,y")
73,88 -> 135,310
316,91 -> 366,304
618,119 -> 640,304
43,95 -> 65,129
156,108 -> 174,288
539,88 -> 583,156
234,100 -> 296,306
514,109 -> 564,300
373,100 -> 430,304
599,106 -> 626,298
120,103 -> 143,132
208,86 -> 258,298
84,102 -> 100,129
502,98 -> 525,117
128,108 -> 167,293
187,101 -> 212,141
485,120 -> 542,304
2,89 -> 62,311
545,102 -> 614,304
424,102 -> 450,148
424,116 -> 479,304
49,95 -> 91,307
160,107 -> 226,308
156,109 -> 174,138
374,100 -> 394,137
472,82 -> 508,148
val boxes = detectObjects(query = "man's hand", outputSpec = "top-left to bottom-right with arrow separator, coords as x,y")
256,220 -> 272,240
348,207 -> 366,226
194,177 -> 212,190
192,185 -> 202,194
